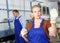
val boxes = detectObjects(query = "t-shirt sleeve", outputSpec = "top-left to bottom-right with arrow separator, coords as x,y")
25,21 -> 32,31
46,20 -> 51,29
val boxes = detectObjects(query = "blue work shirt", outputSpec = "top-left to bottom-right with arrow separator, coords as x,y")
7,15 -> 27,28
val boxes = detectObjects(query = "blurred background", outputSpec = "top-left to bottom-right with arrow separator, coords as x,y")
0,0 -> 60,43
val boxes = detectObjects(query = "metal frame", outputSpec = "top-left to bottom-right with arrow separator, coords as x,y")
30,1 -> 50,15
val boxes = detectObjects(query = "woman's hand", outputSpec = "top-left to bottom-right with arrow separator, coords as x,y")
21,28 -> 28,37
49,8 -> 58,37
20,34 -> 28,42
50,8 -> 58,23
20,28 -> 28,42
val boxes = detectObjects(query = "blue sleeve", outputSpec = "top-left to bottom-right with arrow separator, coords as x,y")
19,16 -> 27,28
6,17 -> 14,21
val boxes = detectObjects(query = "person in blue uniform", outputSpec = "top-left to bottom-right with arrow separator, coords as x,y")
28,19 -> 49,43
21,5 -> 57,43
4,10 -> 26,43
27,5 -> 49,43
13,10 -> 27,43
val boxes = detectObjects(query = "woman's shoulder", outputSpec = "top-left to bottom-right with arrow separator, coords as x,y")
43,19 -> 50,24
26,20 -> 32,31
43,19 -> 51,29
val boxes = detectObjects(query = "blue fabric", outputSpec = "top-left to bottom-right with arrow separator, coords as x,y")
14,16 -> 26,43
28,19 -> 49,43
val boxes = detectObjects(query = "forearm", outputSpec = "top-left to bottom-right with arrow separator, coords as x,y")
4,18 -> 14,21
20,28 -> 28,42
22,35 -> 28,42
49,8 -> 58,36
49,23 -> 57,36
51,23 -> 56,27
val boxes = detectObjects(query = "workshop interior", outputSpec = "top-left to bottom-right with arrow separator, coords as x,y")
0,0 -> 60,43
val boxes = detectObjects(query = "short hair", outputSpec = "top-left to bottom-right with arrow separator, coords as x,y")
13,10 -> 19,13
31,5 -> 41,13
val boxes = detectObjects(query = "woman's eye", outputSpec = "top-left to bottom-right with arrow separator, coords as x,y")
39,10 -> 41,12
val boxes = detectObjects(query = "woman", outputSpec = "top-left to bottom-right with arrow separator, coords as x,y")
21,5 -> 57,43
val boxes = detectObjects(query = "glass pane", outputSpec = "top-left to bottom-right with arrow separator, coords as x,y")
58,10 -> 60,16
10,22 -> 14,29
0,23 -> 9,31
8,0 -> 14,9
0,23 -> 9,38
9,11 -> 14,32
9,11 -> 14,18
0,10 -> 7,22
0,0 -> 6,9
19,11 -> 25,16
8,0 -> 21,10
25,12 -> 31,20
47,7 -> 50,15
43,6 -> 46,14
32,1 -> 39,6
25,1 -> 31,10
20,0 -> 24,10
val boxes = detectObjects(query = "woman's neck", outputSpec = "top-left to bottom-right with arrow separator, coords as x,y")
34,18 -> 42,21
34,18 -> 42,28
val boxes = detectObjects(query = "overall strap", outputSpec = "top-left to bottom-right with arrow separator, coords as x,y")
32,19 -> 44,28
15,16 -> 21,20
32,20 -> 34,28
18,16 -> 21,19
40,19 -> 44,27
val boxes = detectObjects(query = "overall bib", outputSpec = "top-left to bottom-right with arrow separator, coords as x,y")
14,16 -> 26,43
28,19 -> 49,43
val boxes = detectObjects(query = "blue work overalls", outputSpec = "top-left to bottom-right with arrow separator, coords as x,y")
28,19 -> 50,43
14,16 -> 26,43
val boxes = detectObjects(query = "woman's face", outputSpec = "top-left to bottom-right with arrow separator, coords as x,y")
32,7 -> 41,19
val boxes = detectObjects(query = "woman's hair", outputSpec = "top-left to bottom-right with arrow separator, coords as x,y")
30,5 -> 41,19
13,10 -> 19,14
31,5 -> 41,13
